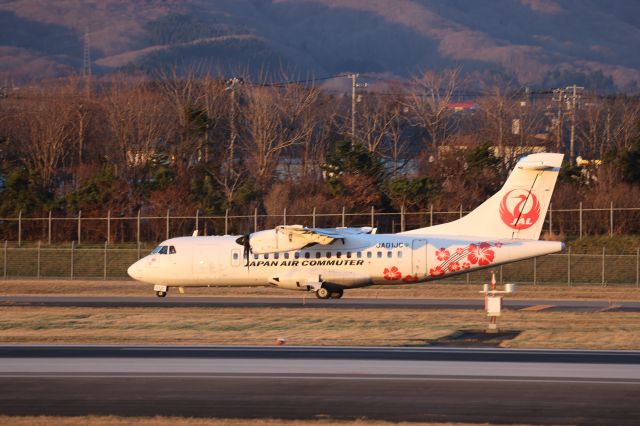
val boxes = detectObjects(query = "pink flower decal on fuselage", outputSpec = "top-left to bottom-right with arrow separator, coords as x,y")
435,248 -> 450,261
429,265 -> 445,277
448,261 -> 461,272
403,274 -> 419,283
462,262 -> 471,269
467,242 -> 495,266
383,266 -> 402,280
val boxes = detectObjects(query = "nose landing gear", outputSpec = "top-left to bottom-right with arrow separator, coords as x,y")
153,284 -> 168,298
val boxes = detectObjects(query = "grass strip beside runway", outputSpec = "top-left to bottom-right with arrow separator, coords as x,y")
1,279 -> 640,300
0,306 -> 638,350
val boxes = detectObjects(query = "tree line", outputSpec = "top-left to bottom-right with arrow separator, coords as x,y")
1,69 -> 640,238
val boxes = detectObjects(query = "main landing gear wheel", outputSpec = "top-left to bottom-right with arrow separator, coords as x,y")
315,287 -> 331,299
330,289 -> 344,299
156,291 -> 167,298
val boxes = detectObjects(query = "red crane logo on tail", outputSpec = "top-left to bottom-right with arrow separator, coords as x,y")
499,189 -> 541,230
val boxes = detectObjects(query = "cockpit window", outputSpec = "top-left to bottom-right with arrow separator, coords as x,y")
151,245 -> 174,255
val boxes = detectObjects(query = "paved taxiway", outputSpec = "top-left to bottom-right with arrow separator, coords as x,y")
2,295 -> 639,311
0,345 -> 638,424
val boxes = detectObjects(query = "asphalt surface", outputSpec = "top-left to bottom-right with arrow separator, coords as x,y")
2,295 -> 640,311
0,345 -> 639,424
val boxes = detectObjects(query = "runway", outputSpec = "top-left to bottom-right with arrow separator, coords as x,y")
2,295 -> 639,311
0,345 -> 639,424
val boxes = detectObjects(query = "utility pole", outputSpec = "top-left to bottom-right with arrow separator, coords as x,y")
552,88 -> 565,153
566,84 -> 584,165
349,74 -> 367,142
225,77 -> 242,183
82,27 -> 92,97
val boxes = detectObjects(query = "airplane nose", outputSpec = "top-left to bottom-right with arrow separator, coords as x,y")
127,261 -> 142,280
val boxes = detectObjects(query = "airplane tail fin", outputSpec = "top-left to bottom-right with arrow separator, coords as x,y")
401,153 -> 564,240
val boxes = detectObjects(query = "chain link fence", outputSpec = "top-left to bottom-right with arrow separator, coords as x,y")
0,241 -> 638,286
2,203 -> 640,245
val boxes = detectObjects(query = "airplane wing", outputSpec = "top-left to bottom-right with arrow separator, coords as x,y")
243,225 -> 376,254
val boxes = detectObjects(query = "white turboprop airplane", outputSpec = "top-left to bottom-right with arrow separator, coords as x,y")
128,153 -> 565,299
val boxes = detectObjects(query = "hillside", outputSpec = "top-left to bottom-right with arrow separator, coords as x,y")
1,0 -> 639,89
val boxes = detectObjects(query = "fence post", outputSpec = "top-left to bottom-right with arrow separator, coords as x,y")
567,246 -> 571,286
637,248 -> 639,288
254,208 -> 258,232
103,241 -> 107,280
166,209 -> 170,240
341,206 -> 345,227
37,240 -> 40,280
370,206 -> 374,228
3,241 -> 7,279
77,210 -> 82,245
610,201 -> 614,237
48,210 -> 52,245
70,241 -> 75,280
429,204 -> 433,226
224,209 -> 229,235
313,207 -> 316,228
459,204 -> 463,219
548,203 -> 552,235
136,209 -> 141,245
602,247 -> 606,286
499,265 -> 503,284
107,209 -> 111,245
533,256 -> 537,285
195,209 -> 200,234
579,201 -> 583,239
283,208 -> 287,226
400,205 -> 405,232
18,210 -> 22,247
137,241 -> 141,260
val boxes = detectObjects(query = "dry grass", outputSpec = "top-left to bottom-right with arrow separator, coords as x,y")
0,416 -> 489,426
1,279 -> 639,301
0,306 -> 638,350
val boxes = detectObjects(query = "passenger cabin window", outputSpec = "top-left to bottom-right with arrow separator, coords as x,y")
304,252 -> 310,259
284,253 -> 290,259
294,252 -> 300,259
346,252 -> 352,258
274,253 -> 279,260
254,254 -> 259,260
327,252 -> 332,258
387,251 -> 392,258
336,252 -> 342,258
357,252 -> 362,259
232,253 -> 239,261
367,252 -> 372,258
264,253 -> 269,260
315,252 -> 321,259
397,251 -> 402,258
377,251 -> 382,258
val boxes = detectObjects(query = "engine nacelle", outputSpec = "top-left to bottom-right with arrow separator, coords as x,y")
239,225 -> 334,254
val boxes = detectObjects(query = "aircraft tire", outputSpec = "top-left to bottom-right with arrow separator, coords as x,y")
156,291 -> 167,298
315,287 -> 331,299
330,289 -> 344,299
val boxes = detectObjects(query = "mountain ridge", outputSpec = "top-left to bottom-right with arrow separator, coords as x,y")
1,0 -> 638,90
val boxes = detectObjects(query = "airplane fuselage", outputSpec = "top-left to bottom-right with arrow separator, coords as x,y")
127,233 -> 563,290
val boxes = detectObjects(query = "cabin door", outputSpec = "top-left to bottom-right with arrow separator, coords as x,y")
411,239 -> 428,277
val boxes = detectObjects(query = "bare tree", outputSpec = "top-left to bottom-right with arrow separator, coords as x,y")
240,83 -> 319,187
407,67 -> 460,158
